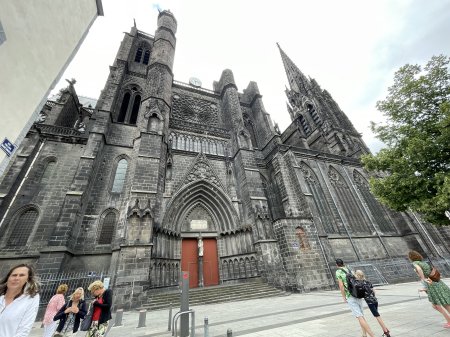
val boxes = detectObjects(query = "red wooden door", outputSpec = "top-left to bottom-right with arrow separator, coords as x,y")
181,239 -> 198,288
203,238 -> 219,286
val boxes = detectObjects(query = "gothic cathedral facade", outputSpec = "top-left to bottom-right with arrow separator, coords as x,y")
1,11 -> 449,308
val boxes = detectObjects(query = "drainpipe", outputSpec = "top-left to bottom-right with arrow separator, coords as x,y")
0,139 -> 46,229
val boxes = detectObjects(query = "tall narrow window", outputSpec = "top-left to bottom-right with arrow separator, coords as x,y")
129,95 -> 141,125
118,93 -> 131,123
134,47 -> 143,62
298,115 -> 311,135
7,209 -> 38,246
307,104 -> 322,126
98,212 -> 116,244
112,159 -> 128,193
41,161 -> 56,182
143,50 -> 150,65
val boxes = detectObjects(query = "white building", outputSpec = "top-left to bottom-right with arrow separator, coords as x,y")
0,0 -> 103,174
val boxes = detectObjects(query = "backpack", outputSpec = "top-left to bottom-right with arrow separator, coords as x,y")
341,268 -> 365,298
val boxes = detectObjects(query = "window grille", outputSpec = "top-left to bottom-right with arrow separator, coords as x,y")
7,209 -> 38,246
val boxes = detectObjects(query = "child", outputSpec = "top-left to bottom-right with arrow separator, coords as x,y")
355,270 -> 391,337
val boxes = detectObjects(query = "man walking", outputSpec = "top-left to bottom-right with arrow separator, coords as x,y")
335,258 -> 375,337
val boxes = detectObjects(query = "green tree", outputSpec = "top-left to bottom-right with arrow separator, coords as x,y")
361,55 -> 450,225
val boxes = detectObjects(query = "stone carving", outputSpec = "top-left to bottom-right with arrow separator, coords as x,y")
35,112 -> 47,124
198,236 -> 203,256
328,167 -> 347,188
171,93 -> 220,127
299,162 -> 317,184
353,170 -> 369,189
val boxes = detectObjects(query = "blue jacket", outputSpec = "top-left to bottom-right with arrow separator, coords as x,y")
54,299 -> 87,333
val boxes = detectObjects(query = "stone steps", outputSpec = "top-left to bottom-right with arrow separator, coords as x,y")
139,278 -> 289,311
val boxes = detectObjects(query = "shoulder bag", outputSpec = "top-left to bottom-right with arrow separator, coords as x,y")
80,303 -> 93,331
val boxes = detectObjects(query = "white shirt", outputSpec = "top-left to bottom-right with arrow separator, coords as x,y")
0,294 -> 40,337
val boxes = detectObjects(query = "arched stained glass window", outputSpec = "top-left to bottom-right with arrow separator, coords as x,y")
112,159 -> 128,193
134,47 -> 143,62
98,212 -> 116,244
129,95 -> 141,125
41,161 -> 56,181
7,209 -> 38,246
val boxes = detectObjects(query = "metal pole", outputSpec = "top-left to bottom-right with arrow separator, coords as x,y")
191,311 -> 196,337
204,317 -> 209,337
227,328 -> 233,336
168,303 -> 173,331
180,271 -> 189,337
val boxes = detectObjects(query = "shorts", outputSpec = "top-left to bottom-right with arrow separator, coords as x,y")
367,302 -> 380,317
347,296 -> 365,317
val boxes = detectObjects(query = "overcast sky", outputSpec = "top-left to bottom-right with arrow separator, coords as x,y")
51,0 -> 450,153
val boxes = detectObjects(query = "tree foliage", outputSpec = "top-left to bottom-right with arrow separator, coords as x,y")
361,55 -> 450,225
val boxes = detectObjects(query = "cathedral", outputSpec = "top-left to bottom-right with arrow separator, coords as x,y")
1,10 -> 449,309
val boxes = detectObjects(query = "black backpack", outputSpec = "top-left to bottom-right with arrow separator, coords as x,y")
341,268 -> 365,298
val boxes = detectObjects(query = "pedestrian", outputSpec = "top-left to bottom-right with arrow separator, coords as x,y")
355,270 -> 391,337
335,259 -> 375,337
408,250 -> 450,328
0,263 -> 40,337
53,287 -> 87,336
42,283 -> 69,337
85,280 -> 113,337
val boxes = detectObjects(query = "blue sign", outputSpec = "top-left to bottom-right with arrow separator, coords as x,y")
0,138 -> 16,157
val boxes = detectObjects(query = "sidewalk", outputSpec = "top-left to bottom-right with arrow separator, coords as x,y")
29,279 -> 450,337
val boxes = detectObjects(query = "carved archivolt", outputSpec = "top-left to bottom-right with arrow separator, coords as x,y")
162,179 -> 239,233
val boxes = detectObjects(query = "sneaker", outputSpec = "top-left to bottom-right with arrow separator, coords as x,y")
382,331 -> 391,337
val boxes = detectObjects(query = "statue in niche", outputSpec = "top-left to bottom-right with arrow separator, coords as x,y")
198,234 -> 204,257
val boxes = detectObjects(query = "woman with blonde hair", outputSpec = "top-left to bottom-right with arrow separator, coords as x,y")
85,280 -> 113,337
408,250 -> 450,328
355,270 -> 391,337
53,287 -> 87,336
42,283 -> 69,337
0,263 -> 40,337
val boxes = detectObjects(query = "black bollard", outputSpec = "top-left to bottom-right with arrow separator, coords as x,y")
204,317 -> 209,337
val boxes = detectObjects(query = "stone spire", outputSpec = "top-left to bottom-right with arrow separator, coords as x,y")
277,43 -> 311,97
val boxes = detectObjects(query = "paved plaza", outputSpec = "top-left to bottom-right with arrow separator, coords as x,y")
29,278 -> 450,337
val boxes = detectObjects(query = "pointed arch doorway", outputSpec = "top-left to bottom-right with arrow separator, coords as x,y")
162,179 -> 240,289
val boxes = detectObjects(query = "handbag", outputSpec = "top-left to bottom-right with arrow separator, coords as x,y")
80,303 -> 93,331
429,266 -> 441,282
